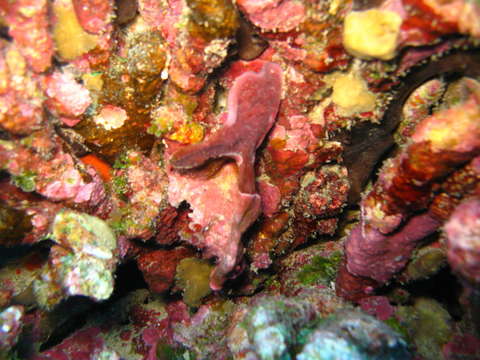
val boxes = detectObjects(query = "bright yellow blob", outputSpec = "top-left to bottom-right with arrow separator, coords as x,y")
53,0 -> 98,60
343,9 -> 402,60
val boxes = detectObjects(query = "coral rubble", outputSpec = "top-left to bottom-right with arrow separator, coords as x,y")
1,0 -> 480,359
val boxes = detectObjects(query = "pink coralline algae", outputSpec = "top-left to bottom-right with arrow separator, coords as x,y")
44,71 -> 92,127
33,327 -> 117,360
0,0 -> 53,73
168,162 -> 261,291
72,0 -> 114,34
169,61 -> 282,289
0,42 -> 45,135
358,296 -> 395,321
443,334 -> 480,360
237,0 -> 306,32
33,290 -> 187,360
444,196 -> 480,285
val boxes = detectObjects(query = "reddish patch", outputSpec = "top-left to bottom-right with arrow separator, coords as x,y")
335,262 -> 379,302
72,0 -> 113,34
248,212 -> 290,269
35,327 -> 104,360
222,59 -> 270,87
120,329 -> 132,341
166,300 -> 190,325
258,181 -> 281,217
155,206 -> 188,246
136,247 -> 195,293
1,0 -> 53,72
443,334 -> 480,359
130,305 -> 166,330
268,148 -> 309,178
401,0 -> 458,45
304,31 -> 350,73
358,296 -> 395,321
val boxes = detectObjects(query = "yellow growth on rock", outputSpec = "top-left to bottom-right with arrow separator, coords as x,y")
175,257 -> 213,307
343,9 -> 402,61
82,73 -> 104,92
168,122 -> 205,144
53,0 -> 98,60
327,69 -> 377,116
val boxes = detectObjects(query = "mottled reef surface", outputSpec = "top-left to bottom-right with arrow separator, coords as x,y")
1,0 -> 480,359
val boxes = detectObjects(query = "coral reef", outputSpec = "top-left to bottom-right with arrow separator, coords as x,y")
1,0 -> 480,359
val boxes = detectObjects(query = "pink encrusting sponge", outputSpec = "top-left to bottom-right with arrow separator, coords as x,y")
169,61 -> 282,289
170,61 -> 282,195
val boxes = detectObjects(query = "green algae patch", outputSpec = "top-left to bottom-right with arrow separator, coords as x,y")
296,251 -> 342,285
11,170 -> 37,192
396,297 -> 453,360
156,343 -> 197,360
383,317 -> 410,341
156,342 -> 188,360
175,257 -> 214,307
405,247 -> 446,281
111,174 -> 129,196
